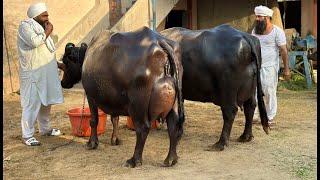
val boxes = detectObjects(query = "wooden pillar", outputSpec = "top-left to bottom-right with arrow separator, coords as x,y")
187,0 -> 192,29
186,0 -> 197,30
191,0 -> 197,30
313,0 -> 317,37
109,0 -> 122,27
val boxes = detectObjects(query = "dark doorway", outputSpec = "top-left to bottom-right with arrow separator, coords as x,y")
165,10 -> 188,29
278,1 -> 301,35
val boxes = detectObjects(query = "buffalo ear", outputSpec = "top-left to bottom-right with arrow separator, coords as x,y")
79,47 -> 88,64
81,43 -> 88,49
80,43 -> 88,57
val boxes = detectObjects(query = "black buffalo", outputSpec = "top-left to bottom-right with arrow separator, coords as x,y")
160,24 -> 269,151
82,25 -> 270,151
59,26 -> 184,167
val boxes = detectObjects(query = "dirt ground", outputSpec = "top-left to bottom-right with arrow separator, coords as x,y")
3,87 -> 317,179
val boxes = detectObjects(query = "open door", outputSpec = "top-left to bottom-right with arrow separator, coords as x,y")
165,10 -> 188,29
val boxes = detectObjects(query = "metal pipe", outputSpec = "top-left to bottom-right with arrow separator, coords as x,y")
149,0 -> 156,31
152,0 -> 156,31
283,1 -> 286,29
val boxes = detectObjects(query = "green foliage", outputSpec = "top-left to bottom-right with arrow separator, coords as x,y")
294,161 -> 316,179
277,73 -> 316,91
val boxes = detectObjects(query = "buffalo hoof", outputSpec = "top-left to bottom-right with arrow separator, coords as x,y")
86,138 -> 99,150
163,156 -> 178,167
238,134 -> 254,142
206,142 -> 225,151
124,157 -> 142,168
111,138 -> 121,146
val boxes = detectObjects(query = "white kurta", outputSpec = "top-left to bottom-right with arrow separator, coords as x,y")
17,18 -> 64,138
17,18 -> 63,108
252,25 -> 286,120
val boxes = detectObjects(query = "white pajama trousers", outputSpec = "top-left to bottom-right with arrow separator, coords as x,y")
255,65 -> 279,120
21,84 -> 52,139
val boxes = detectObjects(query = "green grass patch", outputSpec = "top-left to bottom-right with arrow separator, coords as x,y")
294,161 -> 316,179
277,73 -> 316,91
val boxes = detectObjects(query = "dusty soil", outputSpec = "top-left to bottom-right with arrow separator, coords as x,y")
3,87 -> 317,179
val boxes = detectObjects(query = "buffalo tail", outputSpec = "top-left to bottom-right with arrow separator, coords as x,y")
243,34 -> 270,134
159,40 -> 185,126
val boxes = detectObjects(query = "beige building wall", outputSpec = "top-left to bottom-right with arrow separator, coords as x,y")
3,0 -> 95,94
157,18 -> 166,31
111,0 -> 179,32
156,0 -> 187,32
197,0 -> 283,33
156,0 -> 197,31
173,0 -> 187,10
155,0 -> 180,28
301,0 -> 317,38
121,0 -> 133,14
111,0 -> 149,32
156,0 -> 283,33
55,0 -> 110,58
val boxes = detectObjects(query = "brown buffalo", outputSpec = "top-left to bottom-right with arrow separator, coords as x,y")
59,26 -> 184,167
90,25 -> 271,152
80,25 -> 270,152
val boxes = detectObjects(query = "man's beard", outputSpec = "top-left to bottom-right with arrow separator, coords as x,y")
34,18 -> 47,30
254,19 -> 267,35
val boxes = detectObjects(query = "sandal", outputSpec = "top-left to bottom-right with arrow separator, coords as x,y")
42,128 -> 61,136
24,137 -> 41,146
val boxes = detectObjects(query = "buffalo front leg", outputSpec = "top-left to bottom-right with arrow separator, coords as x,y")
125,117 -> 150,168
208,105 -> 238,151
164,108 -> 183,167
238,97 -> 255,142
86,97 -> 99,150
110,115 -> 121,145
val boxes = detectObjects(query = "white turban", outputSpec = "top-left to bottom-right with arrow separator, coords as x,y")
27,2 -> 48,18
254,5 -> 273,17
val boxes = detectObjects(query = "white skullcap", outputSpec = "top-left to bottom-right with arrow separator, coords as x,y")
27,2 -> 48,18
254,5 -> 273,17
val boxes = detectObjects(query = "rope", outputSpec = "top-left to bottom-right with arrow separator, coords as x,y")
4,22 -> 25,94
78,91 -> 87,136
3,26 -> 14,93
76,49 -> 87,136
48,45 -> 88,151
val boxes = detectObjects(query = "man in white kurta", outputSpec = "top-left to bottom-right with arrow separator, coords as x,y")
17,2 -> 64,146
252,5 -> 291,125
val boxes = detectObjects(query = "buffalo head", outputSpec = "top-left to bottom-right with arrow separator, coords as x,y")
60,42 -> 88,88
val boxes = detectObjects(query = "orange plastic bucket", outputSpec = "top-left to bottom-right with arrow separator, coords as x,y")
127,116 -> 159,130
67,107 -> 107,137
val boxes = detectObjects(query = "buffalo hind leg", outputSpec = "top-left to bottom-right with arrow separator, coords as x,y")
208,105 -> 238,151
164,107 -> 183,167
238,97 -> 255,142
110,115 -> 121,145
86,96 -> 99,149
125,116 -> 150,168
